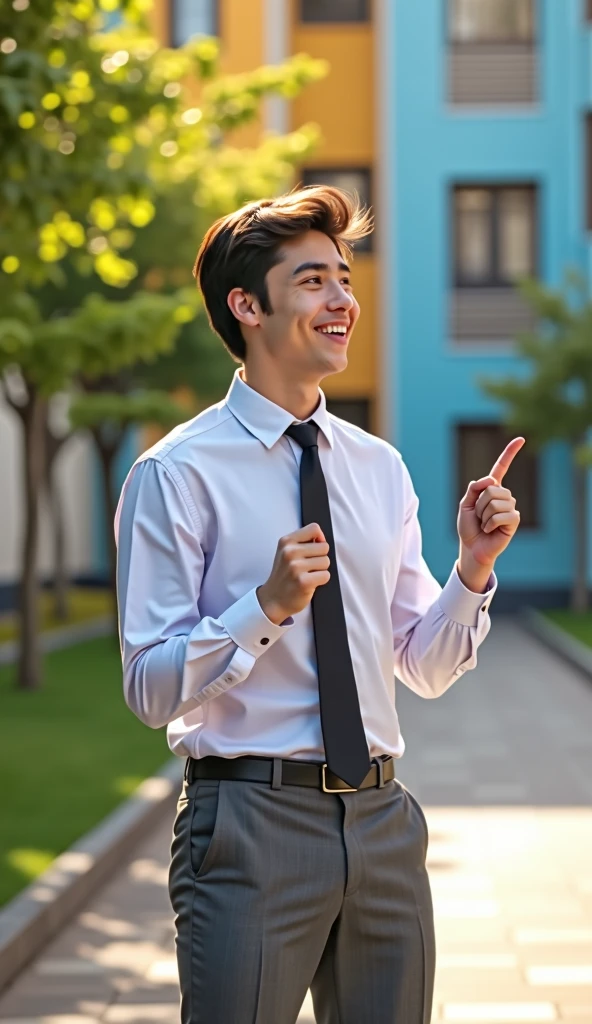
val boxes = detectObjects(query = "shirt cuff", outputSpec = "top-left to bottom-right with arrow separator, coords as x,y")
437,563 -> 498,628
219,587 -> 294,659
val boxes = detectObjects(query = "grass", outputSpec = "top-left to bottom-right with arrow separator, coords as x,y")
544,609 -> 592,649
0,587 -> 112,644
0,634 -> 170,908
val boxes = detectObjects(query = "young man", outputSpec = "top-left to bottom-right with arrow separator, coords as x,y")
115,186 -> 522,1024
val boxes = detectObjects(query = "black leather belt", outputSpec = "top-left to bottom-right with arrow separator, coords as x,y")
186,754 -> 395,793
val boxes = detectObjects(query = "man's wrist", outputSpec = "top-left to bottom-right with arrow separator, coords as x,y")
256,585 -> 287,626
457,549 -> 495,595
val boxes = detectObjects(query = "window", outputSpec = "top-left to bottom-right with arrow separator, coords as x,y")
454,186 -> 537,287
588,0 -> 592,20
170,0 -> 217,47
450,0 -> 534,43
456,424 -> 539,528
300,0 -> 369,23
326,398 -> 371,432
302,168 -> 373,252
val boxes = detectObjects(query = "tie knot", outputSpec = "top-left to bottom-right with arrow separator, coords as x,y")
284,421 -> 319,449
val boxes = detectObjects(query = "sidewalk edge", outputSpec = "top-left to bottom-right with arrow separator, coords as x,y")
521,607 -> 592,683
0,756 -> 184,994
0,616 -> 114,665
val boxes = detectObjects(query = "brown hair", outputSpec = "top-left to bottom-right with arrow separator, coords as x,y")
192,184 -> 373,362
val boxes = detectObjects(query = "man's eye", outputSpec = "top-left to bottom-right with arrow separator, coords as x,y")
302,276 -> 321,284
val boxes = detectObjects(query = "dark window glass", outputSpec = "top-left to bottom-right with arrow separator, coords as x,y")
300,0 -> 369,23
326,399 -> 371,432
454,185 -> 536,287
302,168 -> 373,253
450,0 -> 534,42
456,424 -> 539,528
170,0 -> 217,47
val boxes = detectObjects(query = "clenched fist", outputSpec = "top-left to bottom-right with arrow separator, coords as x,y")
257,523 -> 330,625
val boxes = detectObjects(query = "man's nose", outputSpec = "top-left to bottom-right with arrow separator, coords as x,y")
327,284 -> 354,309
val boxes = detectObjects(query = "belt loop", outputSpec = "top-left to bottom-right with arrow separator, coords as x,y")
375,756 -> 385,789
184,757 -> 192,784
271,758 -> 283,790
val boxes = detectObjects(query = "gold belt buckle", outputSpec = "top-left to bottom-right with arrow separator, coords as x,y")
322,764 -> 357,793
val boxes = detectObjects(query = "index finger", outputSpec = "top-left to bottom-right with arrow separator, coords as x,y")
490,437 -> 526,483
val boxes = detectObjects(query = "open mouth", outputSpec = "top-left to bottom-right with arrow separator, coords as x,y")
313,325 -> 349,343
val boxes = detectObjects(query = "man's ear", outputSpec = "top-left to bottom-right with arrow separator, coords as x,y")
227,288 -> 261,328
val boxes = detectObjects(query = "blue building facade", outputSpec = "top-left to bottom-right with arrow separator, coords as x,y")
385,0 -> 590,606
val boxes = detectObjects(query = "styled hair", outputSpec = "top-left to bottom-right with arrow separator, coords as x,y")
192,184 -> 374,362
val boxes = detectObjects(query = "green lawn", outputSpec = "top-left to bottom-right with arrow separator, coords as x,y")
544,609 -> 592,649
0,635 -> 170,908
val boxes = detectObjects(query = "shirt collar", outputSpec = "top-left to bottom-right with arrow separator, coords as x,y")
225,367 -> 334,450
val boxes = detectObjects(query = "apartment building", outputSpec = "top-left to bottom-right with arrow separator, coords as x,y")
388,0 -> 589,606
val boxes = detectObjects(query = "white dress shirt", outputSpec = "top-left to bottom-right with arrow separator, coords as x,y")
115,367 -> 496,762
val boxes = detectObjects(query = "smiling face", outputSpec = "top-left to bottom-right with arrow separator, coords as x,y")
227,229 -> 360,382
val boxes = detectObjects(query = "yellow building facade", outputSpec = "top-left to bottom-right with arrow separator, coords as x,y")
151,0 -> 381,434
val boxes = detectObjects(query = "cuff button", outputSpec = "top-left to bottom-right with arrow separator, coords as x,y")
260,637 -> 270,645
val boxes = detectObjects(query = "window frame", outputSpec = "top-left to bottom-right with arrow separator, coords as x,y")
299,0 -> 370,24
301,167 -> 374,253
448,0 -> 537,45
452,183 -> 538,289
169,0 -> 219,48
455,423 -> 540,530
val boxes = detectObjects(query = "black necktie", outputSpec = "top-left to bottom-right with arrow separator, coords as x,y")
284,421 -> 371,789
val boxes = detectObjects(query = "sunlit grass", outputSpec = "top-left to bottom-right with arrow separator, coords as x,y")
0,635 -> 169,907
544,609 -> 592,649
0,587 -> 112,644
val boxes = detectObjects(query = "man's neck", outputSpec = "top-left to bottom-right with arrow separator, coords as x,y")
240,365 -> 322,422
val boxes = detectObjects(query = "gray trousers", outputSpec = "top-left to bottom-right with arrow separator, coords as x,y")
169,766 -> 435,1024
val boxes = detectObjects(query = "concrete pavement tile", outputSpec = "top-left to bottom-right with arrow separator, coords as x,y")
0,1018 -> 99,1024
0,993 -> 110,1018
438,1001 -> 558,1020
296,990 -> 316,1023
103,1007 -> 179,1024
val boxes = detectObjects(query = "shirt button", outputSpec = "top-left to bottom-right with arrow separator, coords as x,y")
260,637 -> 270,645
481,605 -> 488,613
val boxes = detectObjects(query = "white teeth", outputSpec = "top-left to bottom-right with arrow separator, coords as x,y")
318,325 -> 347,334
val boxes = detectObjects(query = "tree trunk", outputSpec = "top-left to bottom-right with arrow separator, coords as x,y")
17,388 -> 47,689
46,451 -> 69,622
92,429 -> 121,638
571,450 -> 589,613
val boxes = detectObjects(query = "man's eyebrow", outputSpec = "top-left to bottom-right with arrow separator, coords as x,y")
291,261 -> 351,277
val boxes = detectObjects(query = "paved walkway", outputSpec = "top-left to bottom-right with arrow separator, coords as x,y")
1,619 -> 592,1023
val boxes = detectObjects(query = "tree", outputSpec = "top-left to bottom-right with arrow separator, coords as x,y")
0,287 -> 192,686
479,272 -> 592,612
0,0 -> 327,688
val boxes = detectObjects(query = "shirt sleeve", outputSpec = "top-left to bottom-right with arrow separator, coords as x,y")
115,457 -> 294,729
390,458 -> 497,699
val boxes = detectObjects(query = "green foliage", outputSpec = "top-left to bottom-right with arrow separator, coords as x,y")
0,286 -> 198,393
0,0 -> 326,291
479,271 -> 592,460
70,387 -> 186,430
